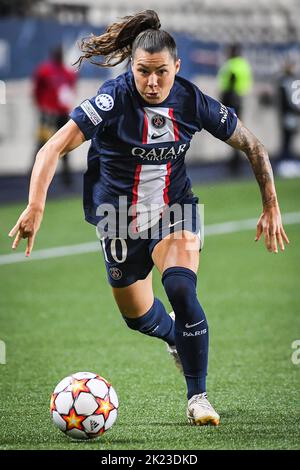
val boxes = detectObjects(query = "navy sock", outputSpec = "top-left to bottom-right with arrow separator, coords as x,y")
162,266 -> 209,399
122,297 -> 175,346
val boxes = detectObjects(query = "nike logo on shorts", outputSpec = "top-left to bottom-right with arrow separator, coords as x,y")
168,219 -> 186,228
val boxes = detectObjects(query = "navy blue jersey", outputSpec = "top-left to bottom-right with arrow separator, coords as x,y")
70,70 -> 237,227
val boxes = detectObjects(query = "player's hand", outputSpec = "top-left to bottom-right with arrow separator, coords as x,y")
8,205 -> 44,257
255,205 -> 289,253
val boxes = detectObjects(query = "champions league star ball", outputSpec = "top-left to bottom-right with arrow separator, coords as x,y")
50,372 -> 119,439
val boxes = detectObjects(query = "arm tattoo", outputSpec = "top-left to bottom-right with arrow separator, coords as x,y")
226,119 -> 278,208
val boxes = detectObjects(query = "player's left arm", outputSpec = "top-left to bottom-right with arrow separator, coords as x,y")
226,118 -> 289,253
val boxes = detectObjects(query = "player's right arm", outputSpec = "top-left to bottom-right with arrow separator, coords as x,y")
8,120 -> 85,257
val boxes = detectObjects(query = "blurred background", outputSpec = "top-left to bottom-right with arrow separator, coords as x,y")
1,2 -> 300,451
0,0 -> 300,202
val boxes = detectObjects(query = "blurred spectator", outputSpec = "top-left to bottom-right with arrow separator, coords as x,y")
32,45 -> 77,186
277,62 -> 300,158
217,44 -> 252,174
276,62 -> 300,178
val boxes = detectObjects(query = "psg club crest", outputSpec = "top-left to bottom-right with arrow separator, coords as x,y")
109,267 -> 122,280
151,114 -> 166,129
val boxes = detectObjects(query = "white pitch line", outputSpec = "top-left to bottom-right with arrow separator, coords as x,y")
0,211 -> 299,266
0,241 -> 100,266
205,211 -> 300,235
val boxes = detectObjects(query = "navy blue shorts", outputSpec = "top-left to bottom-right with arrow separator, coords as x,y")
98,193 -> 201,287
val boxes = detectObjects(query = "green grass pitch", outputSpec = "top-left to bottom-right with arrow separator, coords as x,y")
0,178 -> 299,450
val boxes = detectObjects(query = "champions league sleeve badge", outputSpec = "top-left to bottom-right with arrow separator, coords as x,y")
95,94 -> 114,111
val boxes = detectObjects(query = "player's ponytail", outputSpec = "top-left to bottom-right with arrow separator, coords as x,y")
75,9 -> 177,68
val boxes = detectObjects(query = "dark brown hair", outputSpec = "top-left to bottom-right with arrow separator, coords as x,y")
74,9 -> 177,68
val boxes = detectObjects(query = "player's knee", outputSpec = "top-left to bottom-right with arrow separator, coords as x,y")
119,307 -> 145,329
122,315 -> 141,331
113,294 -> 149,320
121,298 -> 164,335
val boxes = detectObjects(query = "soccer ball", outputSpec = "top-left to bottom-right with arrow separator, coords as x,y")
50,371 -> 119,440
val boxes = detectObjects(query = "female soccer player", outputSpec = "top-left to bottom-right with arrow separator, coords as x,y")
9,10 -> 289,426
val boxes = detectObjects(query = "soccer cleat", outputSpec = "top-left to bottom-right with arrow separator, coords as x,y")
166,312 -> 183,372
187,393 -> 220,426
